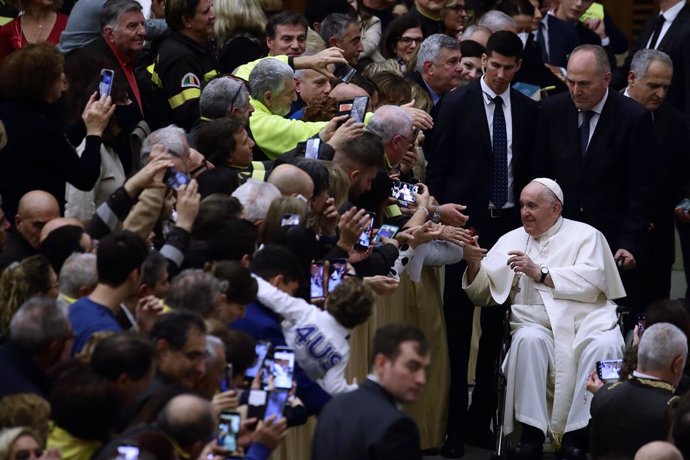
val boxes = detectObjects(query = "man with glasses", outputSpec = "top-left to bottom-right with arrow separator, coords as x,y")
427,31 -> 539,457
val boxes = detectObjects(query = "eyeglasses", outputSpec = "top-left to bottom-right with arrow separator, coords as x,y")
398,36 -> 424,46
189,159 -> 209,177
14,449 -> 43,460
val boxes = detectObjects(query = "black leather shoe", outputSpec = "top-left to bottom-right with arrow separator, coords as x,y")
440,432 -> 465,458
558,445 -> 587,460
507,441 -> 544,460
465,426 -> 496,450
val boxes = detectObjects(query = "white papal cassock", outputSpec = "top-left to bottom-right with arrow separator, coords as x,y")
462,217 -> 626,439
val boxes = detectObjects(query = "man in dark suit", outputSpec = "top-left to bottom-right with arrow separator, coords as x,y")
617,0 -> 690,118
533,43 -> 655,343
625,49 -> 690,304
311,323 -> 430,460
589,323 -> 686,459
426,31 -> 539,457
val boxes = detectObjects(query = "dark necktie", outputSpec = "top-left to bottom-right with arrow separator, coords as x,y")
579,110 -> 594,155
537,22 -> 549,63
648,14 -> 666,49
491,95 -> 508,207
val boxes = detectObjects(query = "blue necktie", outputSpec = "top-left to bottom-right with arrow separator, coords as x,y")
491,95 -> 508,208
579,110 -> 594,155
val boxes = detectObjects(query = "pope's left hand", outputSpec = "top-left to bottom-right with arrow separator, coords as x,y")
507,250 -> 540,281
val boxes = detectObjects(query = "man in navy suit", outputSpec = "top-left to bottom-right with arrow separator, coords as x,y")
427,30 -> 539,457
311,323 -> 430,460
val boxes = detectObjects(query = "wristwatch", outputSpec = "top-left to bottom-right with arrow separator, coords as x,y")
539,267 -> 549,283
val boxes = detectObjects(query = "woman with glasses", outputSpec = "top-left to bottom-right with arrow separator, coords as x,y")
441,0 -> 470,40
0,427 -> 59,460
380,16 -> 424,73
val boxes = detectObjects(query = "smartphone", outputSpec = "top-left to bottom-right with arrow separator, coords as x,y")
355,212 -> 375,249
305,138 -> 320,160
310,261 -> 325,301
391,181 -> 419,205
350,96 -> 368,123
637,314 -> 646,336
260,357 -> 274,388
281,213 -> 301,226
114,445 -> 139,460
677,198 -> 690,212
245,340 -> 271,380
217,410 -> 242,454
164,168 -> 190,191
271,347 -> 295,390
264,389 -> 289,421
596,358 -> 623,381
371,224 -> 400,246
247,389 -> 267,420
99,68 -> 114,98
327,258 -> 347,293
333,63 -> 356,83
219,363 -> 233,392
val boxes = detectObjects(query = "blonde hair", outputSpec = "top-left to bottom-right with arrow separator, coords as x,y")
409,82 -> 433,112
214,0 -> 267,45
325,163 -> 349,210
0,396 -> 50,444
0,427 -> 42,460
259,196 -> 309,245
362,59 -> 404,79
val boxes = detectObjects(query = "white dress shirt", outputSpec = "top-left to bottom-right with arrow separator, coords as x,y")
647,0 -> 687,48
579,88 -> 609,149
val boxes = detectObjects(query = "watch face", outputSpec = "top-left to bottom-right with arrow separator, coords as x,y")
541,267 -> 548,274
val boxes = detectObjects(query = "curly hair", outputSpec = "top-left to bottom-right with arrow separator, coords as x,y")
0,255 -> 54,339
0,43 -> 63,103
325,276 -> 375,329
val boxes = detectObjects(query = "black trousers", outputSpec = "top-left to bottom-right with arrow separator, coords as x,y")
444,208 -> 520,437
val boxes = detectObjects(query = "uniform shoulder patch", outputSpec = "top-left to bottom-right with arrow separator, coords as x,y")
181,73 -> 201,88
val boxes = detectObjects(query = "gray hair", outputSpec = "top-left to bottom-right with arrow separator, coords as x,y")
248,58 -> 294,101
367,105 -> 413,144
319,13 -> 356,43
166,269 -> 223,319
638,323 -> 688,372
100,0 -> 142,32
461,24 -> 491,42
141,125 -> 187,163
416,34 -> 460,73
9,297 -> 71,352
570,44 -> 611,73
206,334 -> 225,364
58,253 -> 98,298
630,48 -> 673,79
231,179 -> 281,223
478,10 -> 517,33
200,77 -> 250,119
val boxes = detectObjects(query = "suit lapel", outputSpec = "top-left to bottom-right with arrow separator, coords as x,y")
469,82 -> 493,156
659,3 -> 690,49
583,93 -> 615,163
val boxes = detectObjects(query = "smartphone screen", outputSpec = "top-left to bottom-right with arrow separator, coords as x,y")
305,138 -> 320,159
164,168 -> 190,191
596,359 -> 623,381
327,259 -> 347,293
310,261 -> 325,301
219,363 -> 233,392
333,63 -> 356,83
99,68 -> 114,98
271,348 -> 295,390
115,446 -> 139,460
637,314 -> 646,336
217,411 -> 242,453
247,389 -> 267,420
350,96 -> 368,123
245,341 -> 271,379
281,213 -> 301,226
372,224 -> 400,246
677,198 -> 690,212
264,390 -> 289,420
391,181 -> 419,204
356,213 -> 375,248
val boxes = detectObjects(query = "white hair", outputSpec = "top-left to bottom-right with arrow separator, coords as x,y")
415,34 -> 459,73
248,58 -> 294,102
367,105 -> 413,144
630,48 -> 673,79
141,125 -> 187,163
58,253 -> 98,298
478,10 -> 517,33
231,179 -> 281,222
638,322 -> 688,372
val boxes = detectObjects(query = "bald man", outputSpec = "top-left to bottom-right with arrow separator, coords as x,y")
635,441 -> 683,460
158,394 -> 216,459
39,217 -> 85,244
0,190 -> 59,269
328,83 -> 370,104
267,164 -> 315,202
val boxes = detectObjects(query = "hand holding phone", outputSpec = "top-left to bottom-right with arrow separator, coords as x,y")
355,212 -> 375,249
372,224 -> 400,246
596,358 -> 623,381
217,411 -> 242,454
164,167 -> 191,191
99,68 -> 114,98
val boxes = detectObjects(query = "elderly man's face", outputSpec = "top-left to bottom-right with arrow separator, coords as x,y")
267,24 -> 307,57
519,182 -> 560,236
16,205 -> 60,249
426,48 -> 463,92
107,10 -> 146,55
627,59 -> 673,112
296,70 -> 332,105
566,50 -> 611,111
337,23 -> 364,66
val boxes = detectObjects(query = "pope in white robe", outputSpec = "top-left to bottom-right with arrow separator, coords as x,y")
462,179 -> 626,451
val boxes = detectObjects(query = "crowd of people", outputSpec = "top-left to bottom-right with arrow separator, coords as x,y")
0,0 -> 689,459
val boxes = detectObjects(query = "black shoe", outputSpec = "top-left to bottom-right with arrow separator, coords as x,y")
440,432 -> 465,458
465,426 -> 496,450
558,445 -> 587,460
507,441 -> 544,460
